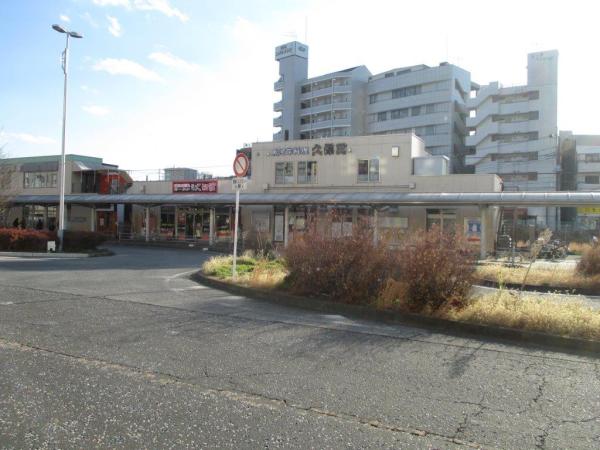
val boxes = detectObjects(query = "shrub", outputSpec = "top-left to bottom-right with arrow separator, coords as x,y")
386,226 -> 475,313
0,228 -> 105,252
577,245 -> 600,276
0,228 -> 56,252
62,230 -> 107,251
284,213 -> 395,304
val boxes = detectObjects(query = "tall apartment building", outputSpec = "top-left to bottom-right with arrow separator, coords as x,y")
559,131 -> 600,228
273,41 -> 473,171
465,50 -> 559,225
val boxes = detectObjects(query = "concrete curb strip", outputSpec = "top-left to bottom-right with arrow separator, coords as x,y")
0,249 -> 114,258
0,251 -> 89,258
192,272 -> 600,356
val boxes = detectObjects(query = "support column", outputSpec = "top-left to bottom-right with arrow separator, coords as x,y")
373,208 -> 379,245
480,205 -> 488,260
145,207 -> 150,242
209,207 -> 215,245
174,206 -> 178,239
284,206 -> 289,247
91,206 -> 96,232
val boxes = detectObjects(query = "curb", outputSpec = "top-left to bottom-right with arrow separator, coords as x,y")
191,272 -> 600,356
0,249 -> 114,258
475,279 -> 595,296
0,251 -> 90,258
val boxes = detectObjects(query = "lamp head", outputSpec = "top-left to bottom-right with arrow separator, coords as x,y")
52,24 -> 66,33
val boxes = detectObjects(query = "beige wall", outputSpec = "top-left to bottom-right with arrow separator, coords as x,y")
249,134 -> 500,194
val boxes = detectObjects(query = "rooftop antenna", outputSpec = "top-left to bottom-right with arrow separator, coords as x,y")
305,16 -> 308,44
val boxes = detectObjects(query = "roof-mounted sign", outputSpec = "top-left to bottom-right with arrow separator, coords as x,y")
275,41 -> 308,61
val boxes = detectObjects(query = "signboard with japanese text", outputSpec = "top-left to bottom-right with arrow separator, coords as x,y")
172,180 -> 218,194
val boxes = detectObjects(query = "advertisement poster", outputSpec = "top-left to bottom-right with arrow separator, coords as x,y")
464,218 -> 481,243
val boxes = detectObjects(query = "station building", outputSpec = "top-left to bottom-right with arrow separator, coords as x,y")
2,134 -> 506,255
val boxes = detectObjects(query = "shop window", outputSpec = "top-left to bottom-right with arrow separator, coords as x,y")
275,162 -> 294,184
297,161 -> 317,184
358,158 -> 379,182
23,171 -> 57,188
160,206 -> 175,237
426,209 -> 456,233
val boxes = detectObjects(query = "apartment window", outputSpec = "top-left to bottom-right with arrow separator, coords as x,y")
369,94 -> 378,104
584,154 -> 600,162
23,171 -> 57,188
384,72 -> 394,78
377,111 -> 387,122
358,159 -> 379,182
426,104 -> 435,114
301,85 -> 311,94
275,162 -> 294,184
492,132 -> 539,143
585,175 -> 600,184
500,172 -> 538,182
297,161 -> 317,184
392,85 -> 421,99
411,106 -> 421,116
391,108 -> 409,119
491,152 -> 538,162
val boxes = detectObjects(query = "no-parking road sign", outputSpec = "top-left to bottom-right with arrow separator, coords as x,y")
233,153 -> 250,177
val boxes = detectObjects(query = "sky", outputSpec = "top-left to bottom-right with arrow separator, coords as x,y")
1,0 -> 599,179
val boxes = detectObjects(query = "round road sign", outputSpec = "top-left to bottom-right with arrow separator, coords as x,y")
233,153 -> 250,177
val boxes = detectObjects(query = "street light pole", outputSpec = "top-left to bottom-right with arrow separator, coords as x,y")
52,24 -> 82,251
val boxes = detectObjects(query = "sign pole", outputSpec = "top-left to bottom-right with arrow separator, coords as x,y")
232,185 -> 240,279
231,152 -> 250,280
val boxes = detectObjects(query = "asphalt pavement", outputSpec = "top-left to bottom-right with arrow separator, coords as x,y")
0,245 -> 599,449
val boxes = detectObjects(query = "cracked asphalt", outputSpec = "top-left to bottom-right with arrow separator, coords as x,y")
0,245 -> 599,449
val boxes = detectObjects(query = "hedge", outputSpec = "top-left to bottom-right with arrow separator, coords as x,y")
0,228 -> 107,252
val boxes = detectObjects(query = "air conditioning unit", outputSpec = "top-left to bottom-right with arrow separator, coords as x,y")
262,183 -> 270,190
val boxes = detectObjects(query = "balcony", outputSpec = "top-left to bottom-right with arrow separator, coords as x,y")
274,78 -> 284,91
273,115 -> 283,127
273,131 -> 283,140
273,100 -> 283,112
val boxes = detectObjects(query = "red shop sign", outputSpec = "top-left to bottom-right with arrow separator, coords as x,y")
172,180 -> 218,193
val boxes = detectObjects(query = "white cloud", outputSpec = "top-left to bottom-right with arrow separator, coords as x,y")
82,105 -> 110,116
106,15 -> 122,37
93,0 -> 131,7
93,58 -> 163,82
148,51 -> 199,72
1,132 -> 56,145
59,14 -> 70,23
133,0 -> 188,22
93,0 -> 188,22
81,85 -> 100,94
80,12 -> 99,28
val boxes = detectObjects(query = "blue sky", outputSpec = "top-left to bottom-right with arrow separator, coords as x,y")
1,0 -> 599,178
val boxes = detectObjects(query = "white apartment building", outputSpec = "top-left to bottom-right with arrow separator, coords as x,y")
273,42 -> 474,172
465,50 -> 559,226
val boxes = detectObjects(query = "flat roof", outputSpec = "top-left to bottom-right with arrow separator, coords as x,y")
9,192 -> 600,207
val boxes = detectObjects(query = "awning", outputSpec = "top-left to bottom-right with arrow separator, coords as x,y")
7,191 -> 600,207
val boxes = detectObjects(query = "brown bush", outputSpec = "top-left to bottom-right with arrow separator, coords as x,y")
62,230 -> 106,252
0,228 -> 56,252
577,244 -> 600,276
284,213 -> 394,304
390,226 -> 475,313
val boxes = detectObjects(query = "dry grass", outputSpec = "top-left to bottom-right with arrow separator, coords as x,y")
201,254 -> 287,290
569,242 -> 592,255
475,263 -> 600,292
445,291 -> 600,341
